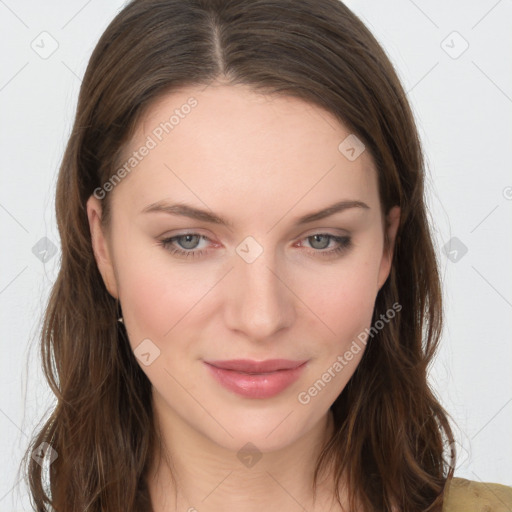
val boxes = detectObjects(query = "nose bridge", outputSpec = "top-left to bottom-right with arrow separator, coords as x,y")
225,240 -> 294,339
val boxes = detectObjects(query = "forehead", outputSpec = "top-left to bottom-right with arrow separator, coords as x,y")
112,84 -> 380,225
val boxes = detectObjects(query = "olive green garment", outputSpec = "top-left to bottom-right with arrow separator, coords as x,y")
443,477 -> 512,511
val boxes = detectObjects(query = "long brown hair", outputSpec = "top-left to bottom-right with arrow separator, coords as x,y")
21,0 -> 455,510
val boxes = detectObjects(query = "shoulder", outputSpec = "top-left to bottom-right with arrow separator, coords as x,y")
443,477 -> 512,512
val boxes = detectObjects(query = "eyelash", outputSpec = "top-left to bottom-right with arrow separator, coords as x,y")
159,233 -> 352,259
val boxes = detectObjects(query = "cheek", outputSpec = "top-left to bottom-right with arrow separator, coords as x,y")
303,256 -> 381,342
293,257 -> 379,405
114,246 -> 207,346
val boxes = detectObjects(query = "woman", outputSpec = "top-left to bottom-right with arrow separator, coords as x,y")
22,0 -> 512,510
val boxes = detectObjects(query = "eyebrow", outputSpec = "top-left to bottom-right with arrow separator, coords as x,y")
140,199 -> 370,227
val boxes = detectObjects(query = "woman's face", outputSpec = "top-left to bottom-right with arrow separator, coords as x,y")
87,83 -> 399,453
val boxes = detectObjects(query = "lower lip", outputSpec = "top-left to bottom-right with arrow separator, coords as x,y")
204,362 -> 307,399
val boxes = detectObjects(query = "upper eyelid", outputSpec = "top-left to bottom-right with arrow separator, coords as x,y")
164,231 -> 349,248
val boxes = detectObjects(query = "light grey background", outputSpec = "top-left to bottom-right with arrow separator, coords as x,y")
1,0 -> 511,510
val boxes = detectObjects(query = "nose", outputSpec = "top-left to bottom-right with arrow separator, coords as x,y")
224,248 -> 295,342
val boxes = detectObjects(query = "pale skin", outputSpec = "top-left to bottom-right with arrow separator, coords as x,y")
87,83 -> 400,511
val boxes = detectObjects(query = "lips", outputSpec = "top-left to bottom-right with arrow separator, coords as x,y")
205,359 -> 307,373
203,359 -> 308,399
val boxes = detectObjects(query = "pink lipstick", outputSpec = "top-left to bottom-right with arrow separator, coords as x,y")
203,359 -> 308,399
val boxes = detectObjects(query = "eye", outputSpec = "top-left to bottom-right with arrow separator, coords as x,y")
298,233 -> 352,258
159,233 -> 211,259
159,232 -> 352,260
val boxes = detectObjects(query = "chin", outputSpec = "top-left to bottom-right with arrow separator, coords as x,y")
196,403 -> 324,454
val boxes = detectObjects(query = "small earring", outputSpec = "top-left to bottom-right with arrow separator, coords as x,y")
116,299 -> 124,324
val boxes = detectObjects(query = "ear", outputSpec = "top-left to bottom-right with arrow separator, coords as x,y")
377,205 -> 400,291
86,195 -> 119,298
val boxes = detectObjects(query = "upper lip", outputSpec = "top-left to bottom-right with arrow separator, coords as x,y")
204,359 -> 308,373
